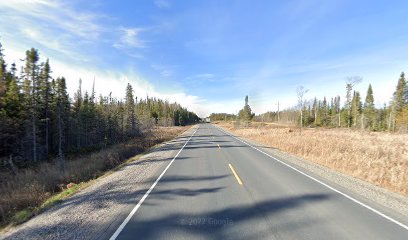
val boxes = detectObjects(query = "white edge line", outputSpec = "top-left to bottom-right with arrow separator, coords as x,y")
109,127 -> 198,240
214,125 -> 408,231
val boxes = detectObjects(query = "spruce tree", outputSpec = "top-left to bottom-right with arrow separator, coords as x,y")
125,83 -> 137,136
38,59 -> 52,157
0,43 -> 12,157
351,91 -> 362,128
0,43 -> 202,165
24,48 -> 40,162
393,72 -> 406,113
322,97 -> 328,125
238,95 -> 254,122
1,77 -> 24,157
392,72 -> 407,130
364,84 -> 375,130
53,77 -> 70,171
0,42 -> 6,100
72,79 -> 83,149
345,76 -> 362,127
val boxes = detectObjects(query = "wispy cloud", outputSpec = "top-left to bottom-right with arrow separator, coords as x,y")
0,0 -> 154,65
113,27 -> 146,50
185,73 -> 215,82
154,0 -> 170,9
0,0 -> 103,40
0,0 -> 104,62
151,64 -> 174,77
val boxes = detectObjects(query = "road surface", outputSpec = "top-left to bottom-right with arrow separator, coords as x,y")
110,123 -> 408,240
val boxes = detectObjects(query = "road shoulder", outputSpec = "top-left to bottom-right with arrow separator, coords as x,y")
1,125 -> 198,240
215,125 -> 408,223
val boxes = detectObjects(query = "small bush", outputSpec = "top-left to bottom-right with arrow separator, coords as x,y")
11,210 -> 32,224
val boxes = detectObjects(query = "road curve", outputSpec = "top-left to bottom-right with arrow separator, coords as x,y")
111,123 -> 407,240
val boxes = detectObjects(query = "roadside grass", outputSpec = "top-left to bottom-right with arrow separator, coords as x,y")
9,183 -> 83,226
0,126 -> 189,230
10,209 -> 31,225
217,121 -> 408,196
41,182 -> 83,209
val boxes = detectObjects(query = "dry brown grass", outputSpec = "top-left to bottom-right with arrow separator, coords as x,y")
217,121 -> 408,196
0,126 -> 188,227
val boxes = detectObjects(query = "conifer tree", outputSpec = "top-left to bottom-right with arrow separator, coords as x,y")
393,72 -> 406,112
53,77 -> 70,171
38,59 -> 52,157
392,72 -> 407,130
0,42 -> 6,100
1,76 -> 24,157
0,42 -> 201,165
364,84 -> 375,130
238,95 -> 254,122
125,83 -> 137,136
345,76 -> 362,128
23,48 -> 40,162
72,79 -> 83,149
351,91 -> 362,128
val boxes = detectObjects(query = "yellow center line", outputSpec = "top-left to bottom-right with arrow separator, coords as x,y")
229,164 -> 243,185
214,139 -> 242,186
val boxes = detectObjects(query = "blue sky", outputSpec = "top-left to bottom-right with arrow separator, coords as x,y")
0,0 -> 407,116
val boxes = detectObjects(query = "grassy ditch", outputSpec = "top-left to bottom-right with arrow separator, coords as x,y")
217,121 -> 408,196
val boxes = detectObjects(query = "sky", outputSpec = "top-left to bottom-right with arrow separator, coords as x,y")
0,0 -> 407,117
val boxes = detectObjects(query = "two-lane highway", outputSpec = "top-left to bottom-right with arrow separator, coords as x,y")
110,123 -> 408,239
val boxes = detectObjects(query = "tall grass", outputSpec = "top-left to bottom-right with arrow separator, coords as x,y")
218,122 -> 408,196
0,126 -> 187,226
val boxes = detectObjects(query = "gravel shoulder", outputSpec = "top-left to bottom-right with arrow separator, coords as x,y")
216,125 -> 408,223
1,125 -> 198,240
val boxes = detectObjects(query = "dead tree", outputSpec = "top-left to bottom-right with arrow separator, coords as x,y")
296,86 -> 308,134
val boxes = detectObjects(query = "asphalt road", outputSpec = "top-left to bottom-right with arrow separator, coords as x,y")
111,123 -> 408,240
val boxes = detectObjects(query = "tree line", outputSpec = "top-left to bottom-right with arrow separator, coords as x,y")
210,95 -> 255,122
208,113 -> 236,121
0,43 -> 199,170
210,72 -> 408,133
255,73 -> 407,132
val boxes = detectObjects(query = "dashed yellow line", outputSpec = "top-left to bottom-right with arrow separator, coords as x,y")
229,164 -> 243,185
215,141 -> 242,186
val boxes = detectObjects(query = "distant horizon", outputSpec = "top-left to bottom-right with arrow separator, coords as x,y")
1,0 -> 407,117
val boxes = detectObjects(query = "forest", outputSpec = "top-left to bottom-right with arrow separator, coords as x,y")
0,42 -> 199,171
212,73 -> 408,132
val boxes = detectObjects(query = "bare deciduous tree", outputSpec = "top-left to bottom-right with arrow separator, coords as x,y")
296,86 -> 308,134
